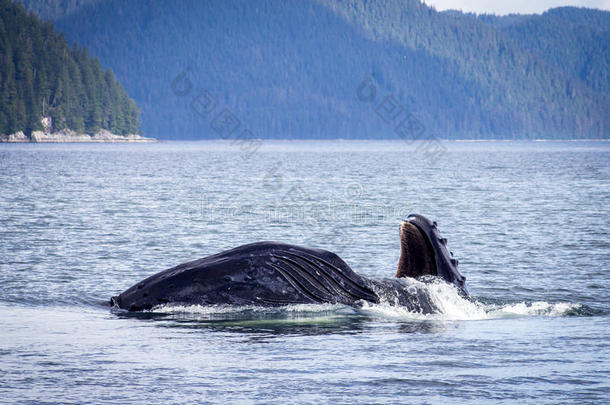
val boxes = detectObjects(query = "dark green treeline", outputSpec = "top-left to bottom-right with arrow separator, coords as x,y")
0,0 -> 138,135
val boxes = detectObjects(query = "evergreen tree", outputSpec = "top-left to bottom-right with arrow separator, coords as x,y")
0,0 -> 139,136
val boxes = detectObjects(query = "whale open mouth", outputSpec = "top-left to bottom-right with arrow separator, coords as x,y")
398,220 -> 438,278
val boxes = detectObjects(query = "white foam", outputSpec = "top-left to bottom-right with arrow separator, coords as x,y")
360,278 -> 488,321
147,281 -> 582,322
150,302 -> 345,315
484,301 -> 581,318
363,278 -> 582,321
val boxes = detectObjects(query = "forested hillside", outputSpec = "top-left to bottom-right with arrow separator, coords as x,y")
325,0 -> 608,137
479,7 -> 610,93
0,0 -> 138,136
16,0 -> 610,139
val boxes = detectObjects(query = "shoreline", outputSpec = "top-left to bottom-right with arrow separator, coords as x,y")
2,135 -> 607,144
0,129 -> 157,143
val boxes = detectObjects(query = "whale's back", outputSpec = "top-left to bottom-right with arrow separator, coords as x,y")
111,242 -> 379,311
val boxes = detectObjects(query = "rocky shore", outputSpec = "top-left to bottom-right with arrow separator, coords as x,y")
0,129 -> 157,143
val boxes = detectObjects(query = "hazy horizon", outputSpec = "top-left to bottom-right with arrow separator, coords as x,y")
425,0 -> 610,15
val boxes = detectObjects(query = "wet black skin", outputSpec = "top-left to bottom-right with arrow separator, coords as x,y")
111,214 -> 466,312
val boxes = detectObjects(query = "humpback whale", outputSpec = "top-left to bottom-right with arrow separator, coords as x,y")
111,214 -> 466,312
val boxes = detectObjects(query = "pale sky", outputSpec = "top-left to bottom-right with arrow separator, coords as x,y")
423,0 -> 610,15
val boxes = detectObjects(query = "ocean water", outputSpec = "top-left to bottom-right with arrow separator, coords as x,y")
0,140 -> 608,404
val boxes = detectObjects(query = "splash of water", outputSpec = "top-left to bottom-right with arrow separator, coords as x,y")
360,278 -> 585,321
145,278 -> 585,322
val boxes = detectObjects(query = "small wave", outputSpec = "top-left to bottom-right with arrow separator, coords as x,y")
150,302 -> 345,316
141,302 -> 353,325
484,301 -> 586,318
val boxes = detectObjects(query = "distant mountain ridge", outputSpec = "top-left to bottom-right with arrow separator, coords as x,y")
16,0 -> 610,139
16,0 -> 102,21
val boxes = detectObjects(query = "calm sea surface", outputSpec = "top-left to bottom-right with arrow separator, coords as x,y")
0,140 -> 609,404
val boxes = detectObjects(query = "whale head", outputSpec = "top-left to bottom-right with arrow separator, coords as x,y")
396,214 -> 467,293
